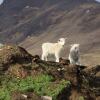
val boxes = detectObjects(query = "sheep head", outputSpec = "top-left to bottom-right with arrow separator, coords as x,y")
58,38 -> 66,46
70,44 -> 80,52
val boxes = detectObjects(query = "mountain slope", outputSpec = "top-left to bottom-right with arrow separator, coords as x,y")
0,0 -> 99,43
0,0 -> 100,65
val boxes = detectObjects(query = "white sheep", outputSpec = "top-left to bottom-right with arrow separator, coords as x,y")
68,44 -> 80,65
41,38 -> 66,62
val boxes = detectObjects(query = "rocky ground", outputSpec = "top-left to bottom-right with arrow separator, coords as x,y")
0,45 -> 100,100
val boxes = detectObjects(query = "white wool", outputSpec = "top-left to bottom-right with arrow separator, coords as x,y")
41,38 -> 66,62
68,44 -> 80,65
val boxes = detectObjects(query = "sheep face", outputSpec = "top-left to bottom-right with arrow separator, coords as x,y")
70,44 -> 80,52
58,38 -> 66,46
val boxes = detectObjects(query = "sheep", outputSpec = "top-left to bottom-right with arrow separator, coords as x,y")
41,38 -> 66,62
68,44 -> 80,65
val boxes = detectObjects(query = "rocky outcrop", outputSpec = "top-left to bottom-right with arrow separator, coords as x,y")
31,56 -> 100,100
0,45 -> 99,100
0,45 -> 32,74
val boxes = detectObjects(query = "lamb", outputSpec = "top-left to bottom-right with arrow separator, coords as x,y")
41,38 -> 66,62
68,44 -> 80,65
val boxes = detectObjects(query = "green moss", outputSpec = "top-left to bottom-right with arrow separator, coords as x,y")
0,88 -> 11,100
39,80 -> 70,100
0,74 -> 70,100
79,96 -> 84,100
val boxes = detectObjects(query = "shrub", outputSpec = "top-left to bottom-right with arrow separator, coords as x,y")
0,74 -> 70,100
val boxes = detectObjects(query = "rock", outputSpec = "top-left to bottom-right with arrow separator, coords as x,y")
0,45 -> 32,73
22,94 -> 28,98
41,96 -> 52,100
11,91 -> 42,100
59,57 -> 70,65
32,55 -> 40,63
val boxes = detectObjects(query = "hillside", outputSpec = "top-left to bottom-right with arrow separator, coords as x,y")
0,45 -> 99,100
0,0 -> 100,65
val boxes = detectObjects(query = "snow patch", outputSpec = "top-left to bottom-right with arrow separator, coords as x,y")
0,0 -> 4,5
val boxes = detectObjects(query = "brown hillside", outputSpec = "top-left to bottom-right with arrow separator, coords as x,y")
0,0 -> 100,65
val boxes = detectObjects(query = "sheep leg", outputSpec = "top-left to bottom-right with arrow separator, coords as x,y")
42,53 -> 48,61
55,53 -> 59,62
45,54 -> 48,61
42,54 -> 45,60
76,60 -> 81,65
70,59 -> 76,65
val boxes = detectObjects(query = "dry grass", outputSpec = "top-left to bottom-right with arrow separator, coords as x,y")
81,51 -> 100,66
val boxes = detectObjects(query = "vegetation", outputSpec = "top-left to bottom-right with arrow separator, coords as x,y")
0,45 -> 99,100
0,74 -> 70,100
79,96 -> 84,100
